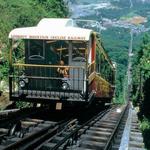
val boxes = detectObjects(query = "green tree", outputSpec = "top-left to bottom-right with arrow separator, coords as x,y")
132,34 -> 150,116
0,0 -> 68,81
132,34 -> 150,149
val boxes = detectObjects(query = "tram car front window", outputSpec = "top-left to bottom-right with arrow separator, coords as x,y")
28,40 -> 45,61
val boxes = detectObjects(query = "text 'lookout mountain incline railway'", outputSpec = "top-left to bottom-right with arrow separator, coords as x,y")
8,18 -> 115,110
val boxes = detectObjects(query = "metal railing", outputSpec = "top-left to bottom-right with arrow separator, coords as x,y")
10,63 -> 86,101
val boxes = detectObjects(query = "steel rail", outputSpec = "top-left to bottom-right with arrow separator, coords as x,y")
119,105 -> 132,150
2,119 -> 77,150
0,109 -> 19,115
3,126 -> 59,150
0,109 -> 19,123
50,108 -> 111,150
0,107 -> 47,128
104,103 -> 129,150
0,107 -> 52,145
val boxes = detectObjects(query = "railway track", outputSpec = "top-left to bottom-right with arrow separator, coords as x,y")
119,105 -> 144,150
0,104 -> 108,150
0,103 -> 144,150
0,106 -> 75,150
66,105 -> 127,150
68,103 -> 144,150
0,119 -> 75,150
0,107 -> 48,128
0,107 -> 51,149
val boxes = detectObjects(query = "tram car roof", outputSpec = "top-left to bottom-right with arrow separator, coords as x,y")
9,18 -> 93,41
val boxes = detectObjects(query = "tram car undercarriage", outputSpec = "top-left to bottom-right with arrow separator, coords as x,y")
9,18 -> 115,109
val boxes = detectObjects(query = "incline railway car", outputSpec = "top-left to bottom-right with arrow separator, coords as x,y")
8,18 -> 115,109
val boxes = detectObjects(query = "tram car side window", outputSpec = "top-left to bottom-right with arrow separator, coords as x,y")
72,41 -> 86,62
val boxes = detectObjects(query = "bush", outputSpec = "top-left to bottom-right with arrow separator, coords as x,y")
140,117 -> 150,149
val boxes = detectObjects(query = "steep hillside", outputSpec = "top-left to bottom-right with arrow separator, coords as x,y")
69,0 -> 150,102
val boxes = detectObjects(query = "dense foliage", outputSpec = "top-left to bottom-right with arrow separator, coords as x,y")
101,27 -> 130,103
0,0 -> 68,80
132,34 -> 150,149
132,34 -> 150,115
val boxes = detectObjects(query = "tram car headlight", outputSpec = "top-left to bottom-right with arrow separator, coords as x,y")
19,80 -> 26,88
19,75 -> 28,88
62,82 -> 69,90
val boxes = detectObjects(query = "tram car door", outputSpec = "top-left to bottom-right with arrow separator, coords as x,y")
68,41 -> 86,93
